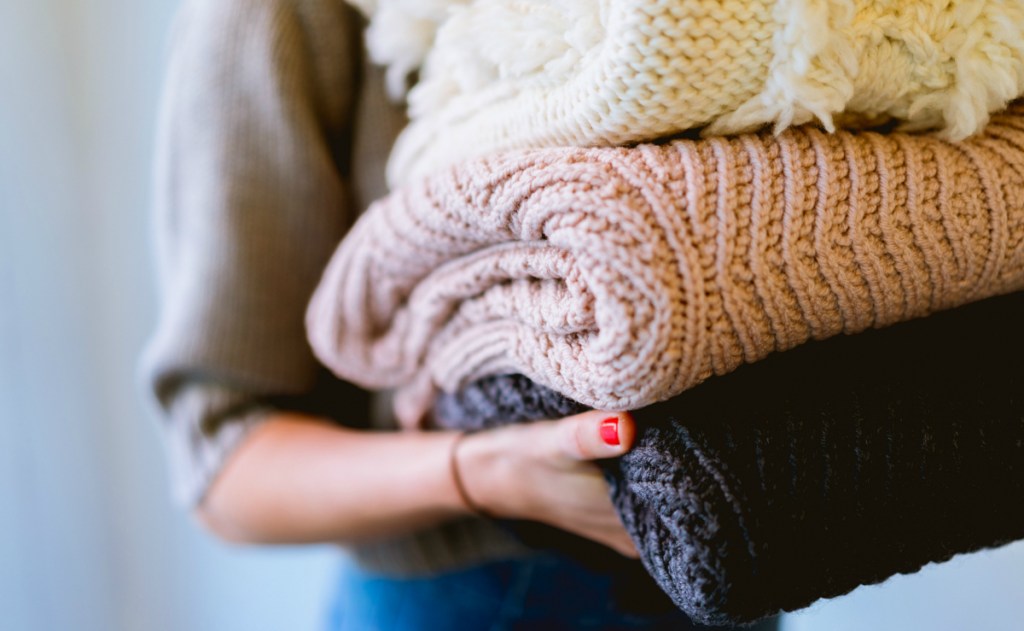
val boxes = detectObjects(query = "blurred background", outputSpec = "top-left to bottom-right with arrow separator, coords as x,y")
1,1 -> 1022,630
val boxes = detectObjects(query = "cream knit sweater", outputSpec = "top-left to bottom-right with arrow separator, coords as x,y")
349,0 -> 1024,186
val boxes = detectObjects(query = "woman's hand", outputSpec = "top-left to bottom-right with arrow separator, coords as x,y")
454,410 -> 639,558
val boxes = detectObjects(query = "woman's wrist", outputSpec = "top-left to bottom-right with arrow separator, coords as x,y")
199,414 -> 480,544
451,425 -> 519,519
448,432 -> 491,517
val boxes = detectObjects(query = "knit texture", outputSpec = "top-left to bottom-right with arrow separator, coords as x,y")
306,104 -> 1024,427
433,291 -> 1024,626
348,0 -> 1024,185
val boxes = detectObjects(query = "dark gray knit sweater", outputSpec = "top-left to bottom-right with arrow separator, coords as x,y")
433,291 -> 1024,626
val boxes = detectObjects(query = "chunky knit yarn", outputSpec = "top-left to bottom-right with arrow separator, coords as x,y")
348,0 -> 1024,185
306,104 -> 1024,427
433,291 -> 1024,626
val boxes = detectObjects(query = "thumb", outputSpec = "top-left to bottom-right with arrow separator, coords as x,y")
553,410 -> 635,462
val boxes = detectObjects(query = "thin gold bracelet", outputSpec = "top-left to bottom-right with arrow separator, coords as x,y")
449,431 -> 490,518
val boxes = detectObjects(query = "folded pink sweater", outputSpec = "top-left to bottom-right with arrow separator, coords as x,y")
307,104 -> 1024,426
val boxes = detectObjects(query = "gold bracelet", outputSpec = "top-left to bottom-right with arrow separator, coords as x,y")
449,431 -> 489,517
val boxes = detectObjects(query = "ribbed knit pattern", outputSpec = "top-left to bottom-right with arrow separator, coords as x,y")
433,291 -> 1024,626
307,104 -> 1024,427
349,0 -> 1024,185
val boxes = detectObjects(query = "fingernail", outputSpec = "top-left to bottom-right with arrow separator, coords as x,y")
600,417 -> 620,446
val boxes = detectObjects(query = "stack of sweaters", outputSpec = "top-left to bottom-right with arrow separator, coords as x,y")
308,0 -> 1024,625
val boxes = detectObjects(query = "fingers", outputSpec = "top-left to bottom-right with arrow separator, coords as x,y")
605,532 -> 641,559
487,410 -> 640,557
552,410 -> 635,462
581,512 -> 641,558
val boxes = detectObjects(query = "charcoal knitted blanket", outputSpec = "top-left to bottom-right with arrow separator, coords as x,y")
433,291 -> 1024,626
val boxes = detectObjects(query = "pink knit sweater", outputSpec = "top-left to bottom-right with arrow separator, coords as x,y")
307,104 -> 1024,426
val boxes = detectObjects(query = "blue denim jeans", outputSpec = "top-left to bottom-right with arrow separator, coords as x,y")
325,553 -> 779,631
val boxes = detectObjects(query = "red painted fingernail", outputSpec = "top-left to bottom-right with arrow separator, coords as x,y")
600,417 -> 620,446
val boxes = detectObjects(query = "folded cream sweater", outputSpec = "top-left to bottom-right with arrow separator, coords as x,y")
348,0 -> 1024,185
306,103 -> 1024,426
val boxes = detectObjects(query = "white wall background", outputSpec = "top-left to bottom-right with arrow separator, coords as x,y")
0,1 -> 337,630
0,1 -> 1021,630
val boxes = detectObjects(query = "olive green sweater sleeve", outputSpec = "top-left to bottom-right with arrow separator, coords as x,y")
140,0 -> 360,505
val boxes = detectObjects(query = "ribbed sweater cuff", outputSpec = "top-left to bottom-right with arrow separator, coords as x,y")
160,382 -> 273,507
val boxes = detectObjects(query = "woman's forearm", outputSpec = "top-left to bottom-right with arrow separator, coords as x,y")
195,409 -> 637,557
197,413 -> 468,544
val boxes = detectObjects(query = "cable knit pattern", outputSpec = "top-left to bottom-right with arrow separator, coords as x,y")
348,0 -> 1024,185
433,291 -> 1024,626
307,104 -> 1024,427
